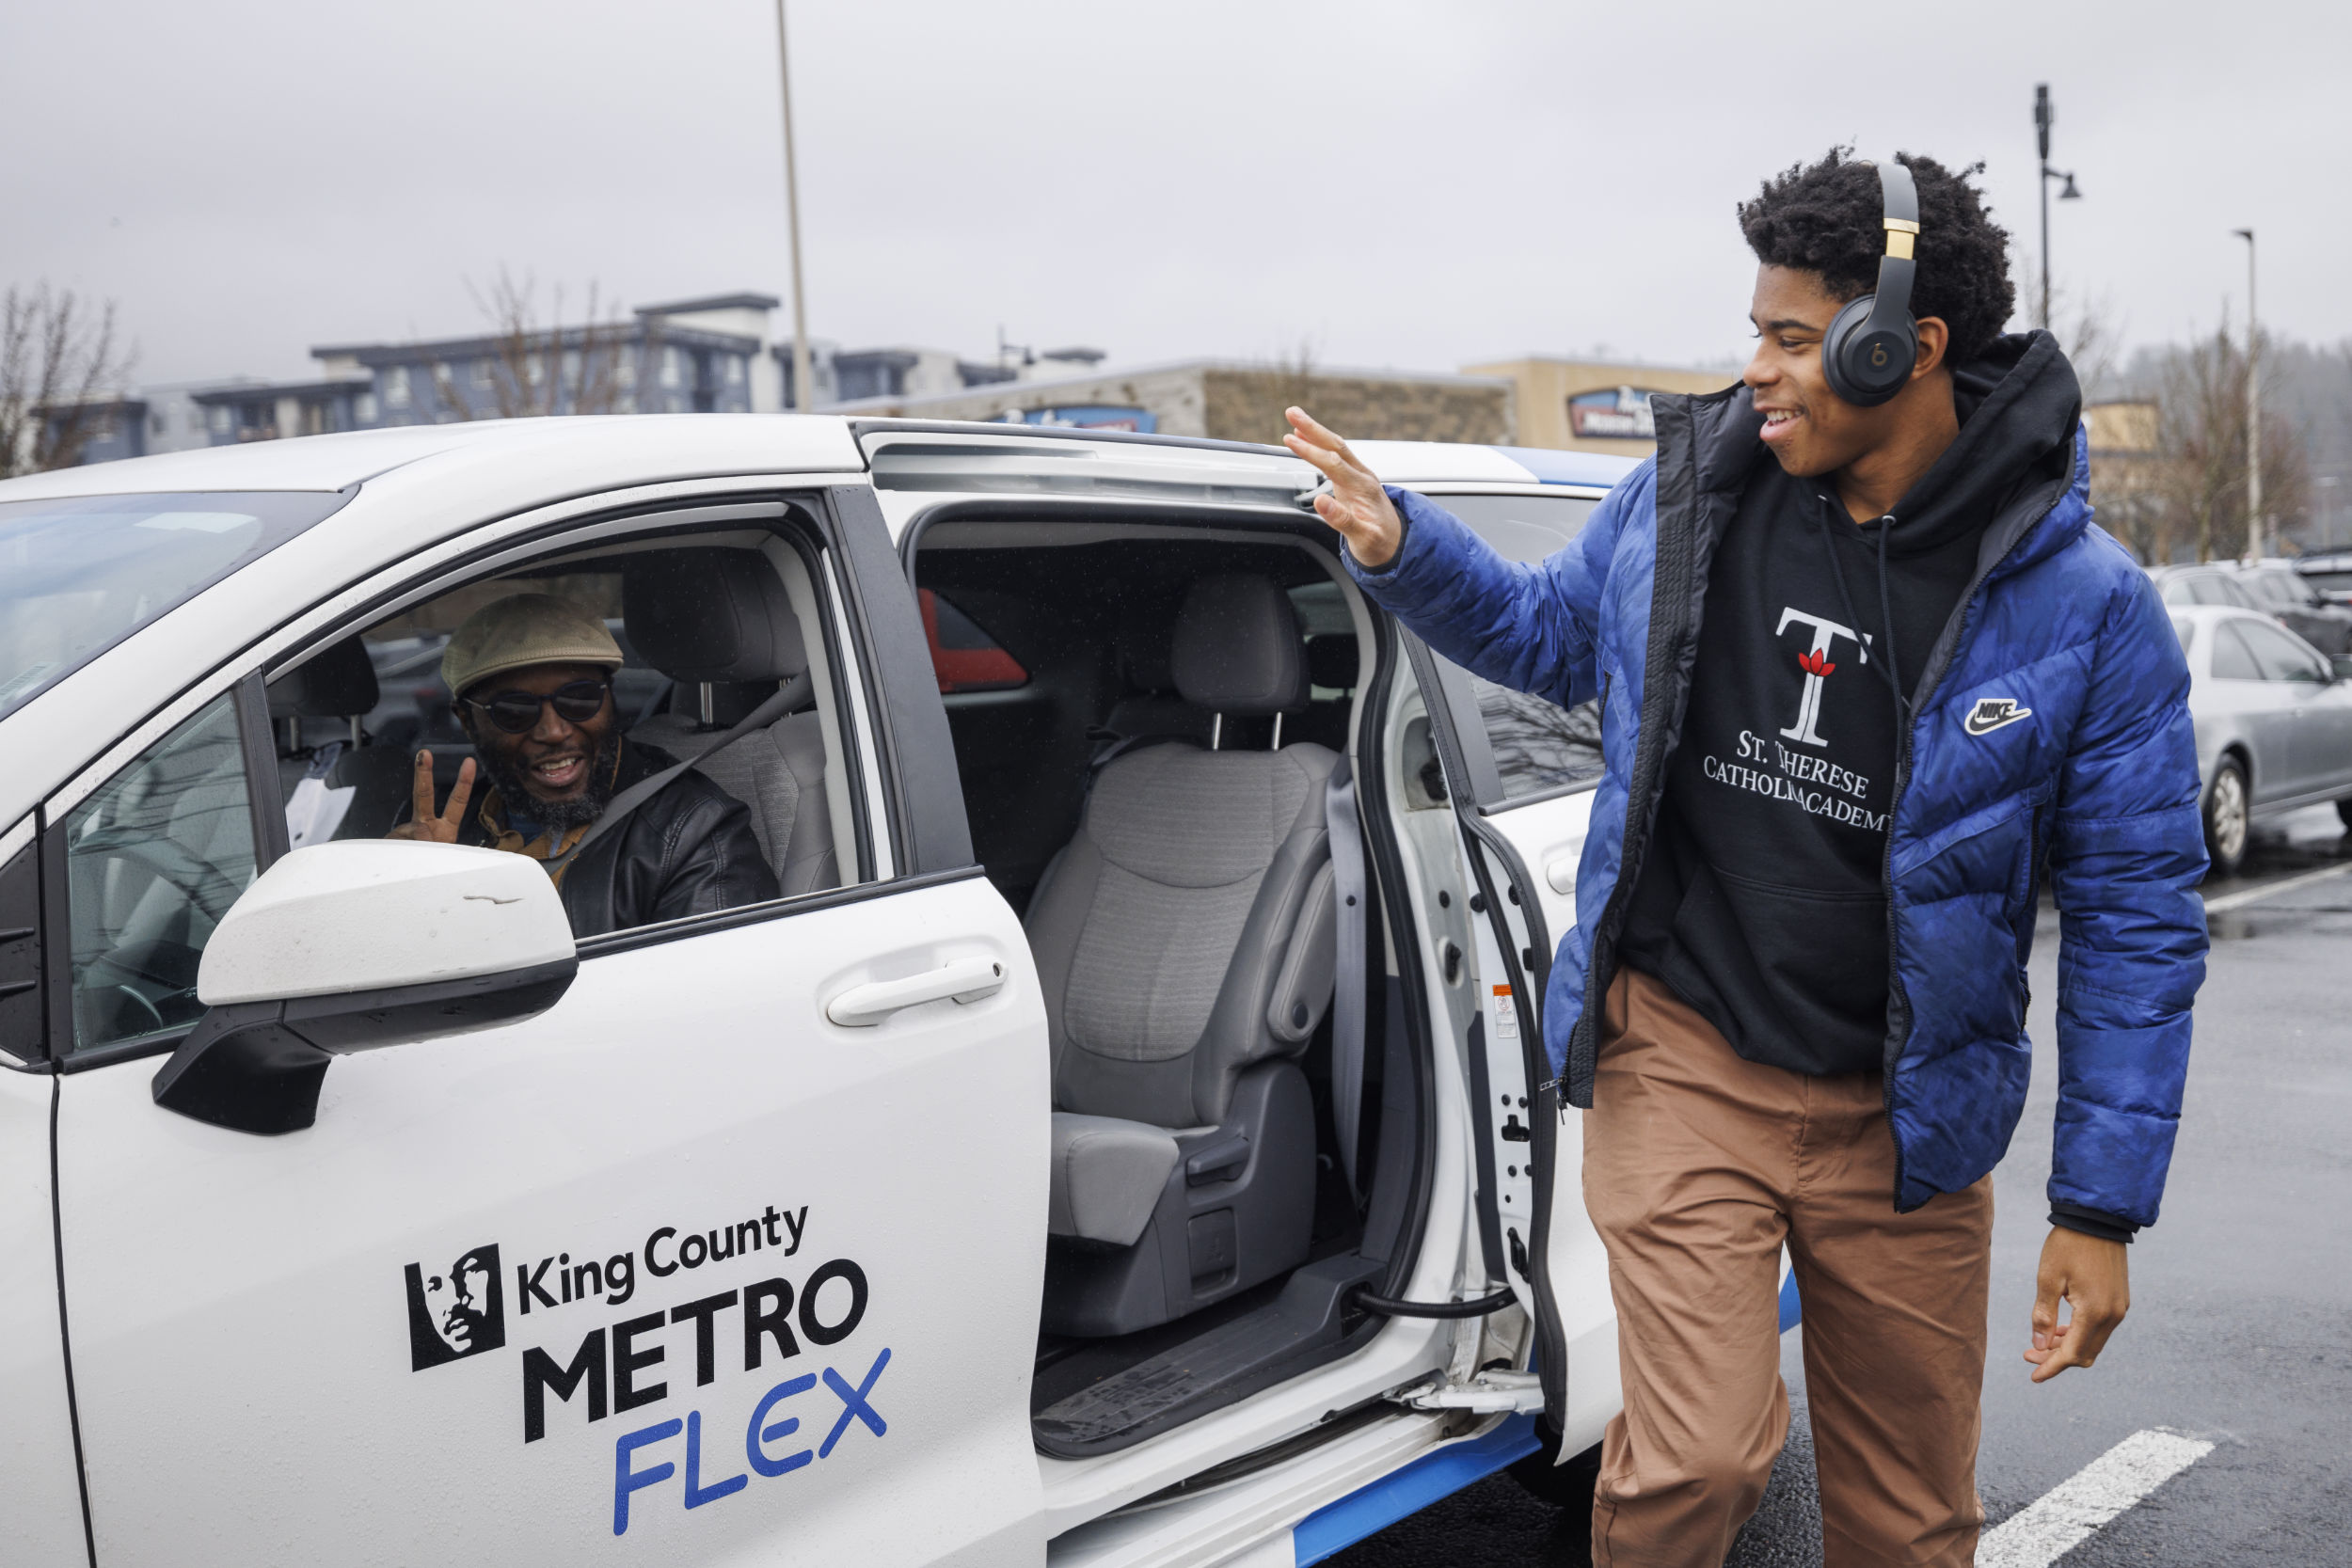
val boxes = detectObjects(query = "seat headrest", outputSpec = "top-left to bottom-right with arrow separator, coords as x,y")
1170,575 -> 1306,716
269,636 -> 378,720
624,551 -> 807,684
1305,633 -> 1359,691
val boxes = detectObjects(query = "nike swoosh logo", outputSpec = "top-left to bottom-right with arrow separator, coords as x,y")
1963,701 -> 2032,736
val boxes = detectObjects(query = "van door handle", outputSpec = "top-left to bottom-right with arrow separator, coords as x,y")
1544,835 -> 1585,895
825,957 -> 1006,1026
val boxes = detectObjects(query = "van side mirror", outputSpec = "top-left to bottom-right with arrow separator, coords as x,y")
152,841 -> 577,1135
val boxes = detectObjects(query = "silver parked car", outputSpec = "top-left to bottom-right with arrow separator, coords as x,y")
2150,560 -> 2352,656
2234,562 -> 2352,655
2173,603 -> 2352,875
2296,551 -> 2352,608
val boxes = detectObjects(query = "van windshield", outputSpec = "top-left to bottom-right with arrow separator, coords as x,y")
0,490 -> 351,722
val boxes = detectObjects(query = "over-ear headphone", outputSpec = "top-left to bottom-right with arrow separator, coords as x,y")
1819,158 -> 1921,407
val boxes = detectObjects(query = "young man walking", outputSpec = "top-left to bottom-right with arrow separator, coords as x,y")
1286,150 -> 2207,1565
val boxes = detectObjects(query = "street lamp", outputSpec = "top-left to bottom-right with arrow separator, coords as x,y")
773,0 -> 815,413
2034,84 -> 2083,331
2236,227 -> 2262,562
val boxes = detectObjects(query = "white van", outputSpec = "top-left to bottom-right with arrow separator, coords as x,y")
0,416 -> 1788,1567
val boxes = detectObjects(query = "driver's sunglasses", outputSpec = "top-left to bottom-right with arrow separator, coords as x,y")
462,679 -> 612,735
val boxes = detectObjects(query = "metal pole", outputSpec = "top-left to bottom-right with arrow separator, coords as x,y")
775,0 -> 814,414
2035,85 -> 2053,330
2237,228 -> 2261,562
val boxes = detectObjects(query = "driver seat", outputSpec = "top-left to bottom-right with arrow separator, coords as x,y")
624,550 -> 837,895
1025,575 -> 1340,1337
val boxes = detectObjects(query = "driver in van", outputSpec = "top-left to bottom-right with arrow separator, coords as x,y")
389,593 -> 777,936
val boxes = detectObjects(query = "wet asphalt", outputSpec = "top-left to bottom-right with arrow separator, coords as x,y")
1330,803 -> 2352,1566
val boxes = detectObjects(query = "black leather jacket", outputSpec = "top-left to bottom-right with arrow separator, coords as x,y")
460,742 -> 780,939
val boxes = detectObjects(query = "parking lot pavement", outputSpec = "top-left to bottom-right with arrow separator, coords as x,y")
1331,804 -> 2352,1566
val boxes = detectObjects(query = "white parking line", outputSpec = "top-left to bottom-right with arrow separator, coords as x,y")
2203,859 -> 2352,915
1977,1429 -> 2215,1568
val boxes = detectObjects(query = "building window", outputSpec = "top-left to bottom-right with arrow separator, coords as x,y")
384,365 -> 410,408
726,355 -> 745,386
356,392 -> 377,424
472,358 -> 493,388
209,405 -> 232,436
660,347 -> 682,389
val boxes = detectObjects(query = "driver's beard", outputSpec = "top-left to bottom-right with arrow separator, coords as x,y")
483,729 -> 621,835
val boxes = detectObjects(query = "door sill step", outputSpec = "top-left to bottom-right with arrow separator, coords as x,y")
1033,1255 -> 1381,1458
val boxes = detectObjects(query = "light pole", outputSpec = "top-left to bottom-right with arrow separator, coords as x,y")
2034,84 -> 2082,331
2234,228 -> 2262,562
774,0 -> 814,413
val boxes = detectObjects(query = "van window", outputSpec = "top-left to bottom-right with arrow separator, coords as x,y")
1428,495 -> 1609,799
0,491 -> 349,723
65,694 -> 259,1053
922,589 -> 1026,693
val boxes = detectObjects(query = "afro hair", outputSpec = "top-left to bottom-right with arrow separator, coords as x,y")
1739,149 -> 2016,367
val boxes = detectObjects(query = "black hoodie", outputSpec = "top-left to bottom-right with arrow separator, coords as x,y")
1615,333 -> 2083,1076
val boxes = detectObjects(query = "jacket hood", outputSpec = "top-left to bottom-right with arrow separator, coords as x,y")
1886,329 -> 2082,562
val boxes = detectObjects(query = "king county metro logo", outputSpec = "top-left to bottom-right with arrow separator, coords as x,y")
405,1243 -> 507,1370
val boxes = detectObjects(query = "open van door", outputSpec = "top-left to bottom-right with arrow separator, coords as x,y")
1377,483 -> 1625,1457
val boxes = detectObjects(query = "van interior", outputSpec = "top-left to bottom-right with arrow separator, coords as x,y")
263,505 -> 1432,1461
911,516 -> 1428,1459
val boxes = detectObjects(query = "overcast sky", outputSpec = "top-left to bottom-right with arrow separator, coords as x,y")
5,1 -> 2345,390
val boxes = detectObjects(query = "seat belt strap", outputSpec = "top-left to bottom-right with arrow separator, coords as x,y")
539,674 -> 808,879
1325,756 -> 1369,1194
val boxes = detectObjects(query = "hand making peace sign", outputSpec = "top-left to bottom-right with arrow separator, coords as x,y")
387,750 -> 477,844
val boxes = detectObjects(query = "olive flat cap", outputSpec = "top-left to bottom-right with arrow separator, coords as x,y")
440,594 -> 623,699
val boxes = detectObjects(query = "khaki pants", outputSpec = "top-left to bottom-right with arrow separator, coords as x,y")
1584,970 -> 1993,1568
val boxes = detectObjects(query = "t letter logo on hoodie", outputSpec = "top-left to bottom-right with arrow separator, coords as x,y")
1774,608 -> 1873,748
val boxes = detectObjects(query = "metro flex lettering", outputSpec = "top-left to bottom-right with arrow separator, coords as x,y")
612,1347 -> 891,1535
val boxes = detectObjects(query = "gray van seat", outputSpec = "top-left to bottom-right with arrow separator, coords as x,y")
1027,574 -> 1339,1337
265,636 -> 418,838
624,551 -> 837,895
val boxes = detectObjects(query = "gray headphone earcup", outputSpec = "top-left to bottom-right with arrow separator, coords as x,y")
1820,293 -> 1915,407
1820,293 -> 1875,404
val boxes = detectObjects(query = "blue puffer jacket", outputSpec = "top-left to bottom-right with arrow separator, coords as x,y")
1350,385 -> 2208,1225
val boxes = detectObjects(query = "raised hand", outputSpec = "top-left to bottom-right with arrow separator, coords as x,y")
388,750 -> 477,844
1282,406 -> 1405,569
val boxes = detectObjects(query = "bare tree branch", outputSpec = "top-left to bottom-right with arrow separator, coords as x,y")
2148,312 -> 2310,562
0,283 -> 136,475
419,267 -> 630,421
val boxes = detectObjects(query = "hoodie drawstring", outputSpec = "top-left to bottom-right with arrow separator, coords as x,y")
1815,499 -> 1910,747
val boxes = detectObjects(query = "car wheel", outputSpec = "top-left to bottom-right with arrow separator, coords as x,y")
2204,757 -> 2249,878
2337,796 -> 2352,832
